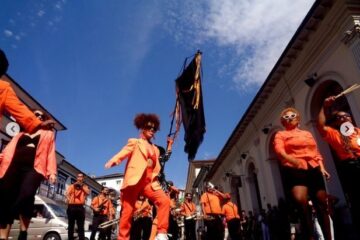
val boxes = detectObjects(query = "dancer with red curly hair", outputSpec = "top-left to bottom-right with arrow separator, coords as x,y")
105,113 -> 170,240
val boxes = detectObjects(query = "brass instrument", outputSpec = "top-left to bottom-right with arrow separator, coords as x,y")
206,182 -> 227,199
133,202 -> 152,221
185,214 -> 197,220
98,218 -> 119,229
133,210 -> 147,221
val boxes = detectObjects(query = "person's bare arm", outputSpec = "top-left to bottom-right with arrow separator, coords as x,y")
317,96 -> 335,136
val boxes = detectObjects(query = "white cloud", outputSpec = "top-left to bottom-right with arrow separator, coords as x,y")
163,0 -> 314,90
3,1 -> 67,46
4,30 -> 13,37
38,10 -> 45,17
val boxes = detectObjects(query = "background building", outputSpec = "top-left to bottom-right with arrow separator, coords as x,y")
189,0 -> 360,238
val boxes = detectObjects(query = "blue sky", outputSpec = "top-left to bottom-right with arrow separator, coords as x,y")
1,0 -> 314,188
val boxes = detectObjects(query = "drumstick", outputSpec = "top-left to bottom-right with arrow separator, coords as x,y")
334,84 -> 360,99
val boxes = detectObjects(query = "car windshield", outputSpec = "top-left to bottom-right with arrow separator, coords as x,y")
46,203 -> 67,218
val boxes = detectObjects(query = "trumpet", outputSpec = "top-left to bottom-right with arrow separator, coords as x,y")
98,218 -> 119,229
206,182 -> 227,198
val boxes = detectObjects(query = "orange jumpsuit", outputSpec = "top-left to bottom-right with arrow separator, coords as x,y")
107,137 -> 170,240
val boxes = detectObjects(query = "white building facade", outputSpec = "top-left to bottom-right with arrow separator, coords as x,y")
201,0 -> 360,237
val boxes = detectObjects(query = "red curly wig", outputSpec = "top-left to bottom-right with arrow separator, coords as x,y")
134,113 -> 160,131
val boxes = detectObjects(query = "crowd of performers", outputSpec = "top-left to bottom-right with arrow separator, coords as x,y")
0,47 -> 360,240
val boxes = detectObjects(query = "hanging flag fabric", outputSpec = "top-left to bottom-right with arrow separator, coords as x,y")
175,51 -> 206,161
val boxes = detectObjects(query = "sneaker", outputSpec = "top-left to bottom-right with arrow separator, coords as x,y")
155,233 -> 168,240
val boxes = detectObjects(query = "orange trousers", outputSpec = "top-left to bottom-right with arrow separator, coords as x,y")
117,180 -> 170,240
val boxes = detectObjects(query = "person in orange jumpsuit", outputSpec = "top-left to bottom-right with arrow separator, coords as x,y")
66,173 -> 90,240
180,193 -> 197,240
0,49 -> 54,133
222,193 -> 241,240
0,109 -> 57,240
318,96 -> 360,230
90,187 -> 114,240
105,113 -> 171,240
130,195 -> 152,240
274,107 -> 331,240
200,184 -> 227,240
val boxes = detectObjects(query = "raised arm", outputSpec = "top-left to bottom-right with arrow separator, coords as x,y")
317,96 -> 335,136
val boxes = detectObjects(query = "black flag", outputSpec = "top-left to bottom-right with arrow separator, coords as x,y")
175,51 -> 206,161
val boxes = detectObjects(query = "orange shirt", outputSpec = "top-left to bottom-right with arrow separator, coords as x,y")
66,184 -> 90,205
180,201 -> 196,217
135,199 -> 152,218
0,80 -> 42,133
273,128 -> 323,169
323,126 -> 360,160
200,192 -> 222,215
222,202 -> 240,222
91,195 -> 113,216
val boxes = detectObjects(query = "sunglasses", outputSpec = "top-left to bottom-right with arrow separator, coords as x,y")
282,113 -> 297,120
144,125 -> 157,132
336,113 -> 350,119
34,112 -> 44,120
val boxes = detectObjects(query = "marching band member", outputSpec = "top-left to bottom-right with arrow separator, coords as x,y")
318,96 -> 360,229
222,193 -> 241,240
167,182 -> 180,240
105,113 -> 171,240
0,110 -> 57,240
90,187 -> 114,240
274,107 -> 331,240
180,193 -> 197,240
104,203 -> 117,240
130,195 -> 152,240
66,173 -> 90,240
200,184 -> 226,240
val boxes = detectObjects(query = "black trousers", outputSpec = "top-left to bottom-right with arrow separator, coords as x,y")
184,218 -> 196,240
91,214 -> 108,240
67,205 -> 85,240
337,160 -> 360,229
227,218 -> 241,240
130,216 -> 152,240
0,167 -> 43,226
204,216 -> 224,240
168,216 -> 179,240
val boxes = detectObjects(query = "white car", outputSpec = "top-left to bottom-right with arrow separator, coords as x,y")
9,195 -> 68,240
